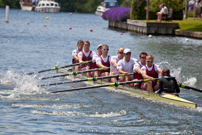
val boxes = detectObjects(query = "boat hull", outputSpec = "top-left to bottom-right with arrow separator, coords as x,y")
35,7 -> 60,13
58,68 -> 197,109
20,2 -> 35,11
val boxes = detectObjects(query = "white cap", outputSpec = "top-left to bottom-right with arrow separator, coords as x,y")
123,48 -> 131,54
97,44 -> 103,49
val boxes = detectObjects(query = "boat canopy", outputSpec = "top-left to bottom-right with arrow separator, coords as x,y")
103,0 -> 118,9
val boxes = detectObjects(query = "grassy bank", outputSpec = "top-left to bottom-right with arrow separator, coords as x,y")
143,17 -> 202,33
173,18 -> 202,32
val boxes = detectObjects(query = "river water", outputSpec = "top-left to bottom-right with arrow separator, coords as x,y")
0,8 -> 202,134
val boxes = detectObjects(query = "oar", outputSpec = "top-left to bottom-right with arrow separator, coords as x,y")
51,78 -> 159,93
178,83 -> 202,93
41,67 -> 109,80
40,73 -> 134,86
26,60 -> 92,75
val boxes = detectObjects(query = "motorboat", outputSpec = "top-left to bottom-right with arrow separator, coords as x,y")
19,0 -> 38,11
35,0 -> 60,13
95,0 -> 118,16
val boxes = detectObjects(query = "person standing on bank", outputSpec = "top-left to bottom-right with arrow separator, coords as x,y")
156,69 -> 180,95
156,4 -> 168,22
141,55 -> 162,92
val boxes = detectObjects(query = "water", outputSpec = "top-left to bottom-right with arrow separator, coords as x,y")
1,8 -> 202,134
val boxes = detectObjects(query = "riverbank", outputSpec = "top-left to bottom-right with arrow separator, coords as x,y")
109,18 -> 202,39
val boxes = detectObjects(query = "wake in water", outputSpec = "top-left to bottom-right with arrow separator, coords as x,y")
0,70 -> 47,94
157,61 -> 197,86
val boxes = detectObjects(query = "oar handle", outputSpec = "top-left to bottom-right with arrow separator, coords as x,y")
178,83 -> 202,93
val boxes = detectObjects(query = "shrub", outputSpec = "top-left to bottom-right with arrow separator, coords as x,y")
102,7 -> 131,22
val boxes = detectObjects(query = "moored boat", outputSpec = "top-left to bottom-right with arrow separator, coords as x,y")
20,0 -> 37,11
57,68 -> 197,109
95,0 -> 118,16
35,0 -> 60,13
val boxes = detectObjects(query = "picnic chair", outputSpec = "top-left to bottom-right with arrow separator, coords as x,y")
162,9 -> 173,22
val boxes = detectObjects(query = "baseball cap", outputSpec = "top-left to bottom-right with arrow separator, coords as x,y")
123,48 -> 131,54
97,44 -> 103,49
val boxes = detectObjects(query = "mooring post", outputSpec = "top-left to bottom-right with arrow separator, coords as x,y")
5,5 -> 9,23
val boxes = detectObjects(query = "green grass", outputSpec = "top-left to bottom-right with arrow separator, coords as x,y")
173,18 -> 202,32
141,17 -> 202,33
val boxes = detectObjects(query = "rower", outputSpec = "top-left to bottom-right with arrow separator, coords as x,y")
117,48 -> 138,84
133,52 -> 148,88
72,40 -> 84,71
141,55 -> 162,92
95,44 -> 111,77
91,44 -> 103,76
156,69 -> 180,95
78,41 -> 95,76
109,48 -> 124,82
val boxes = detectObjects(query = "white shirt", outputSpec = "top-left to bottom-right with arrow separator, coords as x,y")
133,62 -> 144,73
72,49 -> 80,59
96,55 -> 111,65
117,58 -> 137,79
141,64 -> 161,73
160,6 -> 168,14
78,50 -> 95,58
110,55 -> 122,74
92,53 -> 100,63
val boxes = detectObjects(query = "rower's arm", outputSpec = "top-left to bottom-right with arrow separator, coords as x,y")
134,67 -> 141,74
118,68 -> 129,76
78,56 -> 83,64
157,68 -> 162,74
73,54 -> 79,61
111,60 -> 117,68
97,62 -> 108,70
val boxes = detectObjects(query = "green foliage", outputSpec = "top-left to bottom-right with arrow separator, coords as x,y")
119,0 -> 132,7
130,0 -> 146,20
0,0 -> 20,8
150,0 -> 184,20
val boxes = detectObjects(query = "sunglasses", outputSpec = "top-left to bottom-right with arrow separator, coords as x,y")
146,60 -> 153,63
141,57 -> 146,59
103,48 -> 109,51
119,52 -> 124,54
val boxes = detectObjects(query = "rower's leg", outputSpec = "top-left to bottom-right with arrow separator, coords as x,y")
109,72 -> 116,83
153,83 -> 159,92
144,81 -> 153,92
94,70 -> 99,77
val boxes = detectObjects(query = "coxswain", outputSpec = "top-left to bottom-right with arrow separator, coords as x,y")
72,40 -> 84,71
141,55 -> 162,92
109,48 -> 124,82
133,52 -> 148,88
117,48 -> 138,84
156,69 -> 180,95
78,41 -> 96,76
95,44 -> 111,77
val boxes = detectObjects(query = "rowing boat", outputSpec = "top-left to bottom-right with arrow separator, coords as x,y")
57,68 -> 197,108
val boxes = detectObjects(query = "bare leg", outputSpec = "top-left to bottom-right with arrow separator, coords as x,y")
144,81 -> 153,92
109,72 -> 116,83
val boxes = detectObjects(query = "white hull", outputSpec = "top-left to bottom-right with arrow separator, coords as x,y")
35,7 -> 60,13
20,2 -> 34,11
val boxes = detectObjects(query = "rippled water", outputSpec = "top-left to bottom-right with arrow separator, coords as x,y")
0,8 -> 202,134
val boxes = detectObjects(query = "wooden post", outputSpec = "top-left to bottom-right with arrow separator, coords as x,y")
146,0 -> 150,21
5,5 -> 9,23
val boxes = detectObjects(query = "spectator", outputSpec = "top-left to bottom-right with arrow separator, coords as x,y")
156,4 -> 168,22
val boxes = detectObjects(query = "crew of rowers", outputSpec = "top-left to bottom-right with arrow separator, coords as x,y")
72,40 -> 180,94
